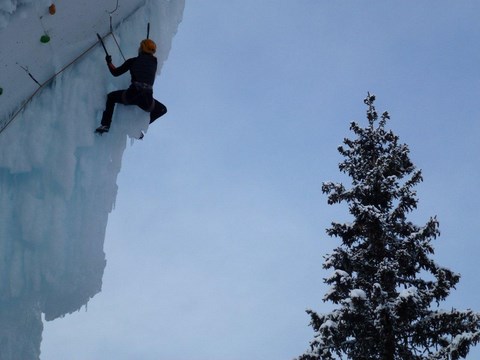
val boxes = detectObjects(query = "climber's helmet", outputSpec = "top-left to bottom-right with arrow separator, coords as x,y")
139,39 -> 156,55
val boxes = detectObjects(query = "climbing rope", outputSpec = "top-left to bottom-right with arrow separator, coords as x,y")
109,16 -> 126,61
108,0 -> 119,15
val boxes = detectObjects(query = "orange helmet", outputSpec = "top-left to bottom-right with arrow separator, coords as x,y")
140,39 -> 156,54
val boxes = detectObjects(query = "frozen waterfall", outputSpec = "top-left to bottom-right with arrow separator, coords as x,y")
0,0 -> 184,358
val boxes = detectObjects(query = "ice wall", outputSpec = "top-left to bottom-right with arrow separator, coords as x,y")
0,0 -> 184,358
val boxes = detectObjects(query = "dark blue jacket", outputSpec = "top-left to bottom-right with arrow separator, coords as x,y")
108,52 -> 157,86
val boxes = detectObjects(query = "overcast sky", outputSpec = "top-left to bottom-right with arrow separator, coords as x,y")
42,1 -> 480,359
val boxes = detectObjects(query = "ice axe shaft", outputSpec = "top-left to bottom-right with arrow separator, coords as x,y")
96,33 -> 110,56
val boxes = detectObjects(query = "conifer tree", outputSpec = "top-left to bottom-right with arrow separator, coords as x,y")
298,94 -> 480,360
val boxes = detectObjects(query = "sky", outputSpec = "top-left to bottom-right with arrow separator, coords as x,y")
42,1 -> 480,359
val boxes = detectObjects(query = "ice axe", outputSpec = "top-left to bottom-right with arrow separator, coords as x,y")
96,33 -> 110,57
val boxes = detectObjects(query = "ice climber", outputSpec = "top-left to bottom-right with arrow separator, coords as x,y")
95,38 -> 167,136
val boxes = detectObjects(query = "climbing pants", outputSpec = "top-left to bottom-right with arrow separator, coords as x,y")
101,87 -> 167,128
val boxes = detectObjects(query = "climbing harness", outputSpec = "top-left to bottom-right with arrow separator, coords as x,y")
133,81 -> 153,90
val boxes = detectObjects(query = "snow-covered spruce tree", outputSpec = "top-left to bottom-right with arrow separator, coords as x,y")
298,94 -> 480,360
